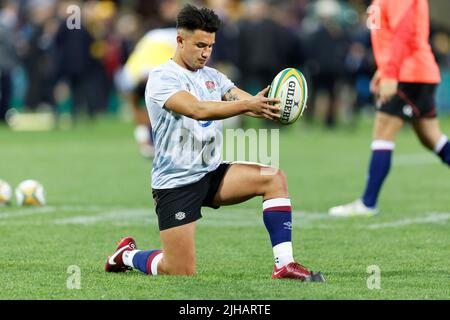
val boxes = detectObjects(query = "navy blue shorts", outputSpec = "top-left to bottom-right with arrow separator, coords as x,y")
152,163 -> 231,231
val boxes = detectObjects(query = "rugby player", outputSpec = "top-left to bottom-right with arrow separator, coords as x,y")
329,0 -> 449,217
106,4 -> 325,282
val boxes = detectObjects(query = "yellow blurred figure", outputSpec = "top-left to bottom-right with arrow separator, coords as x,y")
119,28 -> 177,92
116,28 -> 177,158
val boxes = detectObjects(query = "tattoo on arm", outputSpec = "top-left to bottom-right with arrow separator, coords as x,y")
224,89 -> 240,102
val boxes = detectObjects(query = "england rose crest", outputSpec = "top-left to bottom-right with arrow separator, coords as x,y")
205,80 -> 216,93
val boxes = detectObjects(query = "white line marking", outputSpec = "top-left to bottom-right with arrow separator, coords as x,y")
0,205 -> 448,230
50,209 -> 331,226
0,205 -> 107,219
0,207 -> 57,219
394,153 -> 440,167
366,213 -> 450,229
52,208 -> 150,225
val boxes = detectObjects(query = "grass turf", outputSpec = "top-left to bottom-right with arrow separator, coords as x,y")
0,115 -> 449,299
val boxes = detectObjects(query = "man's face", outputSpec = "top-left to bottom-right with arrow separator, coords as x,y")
178,29 -> 215,70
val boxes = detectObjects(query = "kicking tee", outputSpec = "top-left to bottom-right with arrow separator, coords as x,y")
145,59 -> 235,189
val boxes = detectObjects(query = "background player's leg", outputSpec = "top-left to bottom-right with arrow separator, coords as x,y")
329,112 -> 404,216
412,118 -> 450,166
127,91 -> 154,158
372,111 -> 404,141
411,118 -> 441,149
361,112 -> 404,208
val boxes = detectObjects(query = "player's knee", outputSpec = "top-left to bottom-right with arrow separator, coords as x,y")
266,168 -> 288,194
275,169 -> 287,187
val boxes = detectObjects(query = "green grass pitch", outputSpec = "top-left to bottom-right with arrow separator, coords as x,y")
0,115 -> 449,299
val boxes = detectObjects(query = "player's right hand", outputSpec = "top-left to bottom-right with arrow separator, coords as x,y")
370,70 -> 383,107
247,86 -> 281,121
379,78 -> 398,104
370,70 -> 381,95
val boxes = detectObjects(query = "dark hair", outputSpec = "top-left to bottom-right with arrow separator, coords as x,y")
176,4 -> 221,33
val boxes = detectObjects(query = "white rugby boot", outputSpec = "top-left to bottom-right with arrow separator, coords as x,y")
328,199 -> 378,217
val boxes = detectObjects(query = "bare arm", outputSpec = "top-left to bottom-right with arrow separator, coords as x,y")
223,87 -> 246,101
164,87 -> 280,121
223,87 -> 279,120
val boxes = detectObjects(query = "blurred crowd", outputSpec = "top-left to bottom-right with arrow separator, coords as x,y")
1,0 -> 450,128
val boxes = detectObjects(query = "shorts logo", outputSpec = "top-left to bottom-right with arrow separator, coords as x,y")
205,80 -> 216,93
283,221 -> 292,230
402,105 -> 413,118
175,211 -> 186,220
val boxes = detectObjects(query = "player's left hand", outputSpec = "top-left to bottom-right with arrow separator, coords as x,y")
252,86 -> 281,121
379,79 -> 398,104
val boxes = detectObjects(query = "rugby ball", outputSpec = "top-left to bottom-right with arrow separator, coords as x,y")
0,179 -> 12,205
268,68 -> 308,125
15,179 -> 46,206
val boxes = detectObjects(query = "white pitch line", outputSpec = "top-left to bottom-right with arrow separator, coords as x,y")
52,208 -> 151,225
0,207 -> 57,219
51,214 -> 334,229
394,153 -> 440,167
0,205 -> 106,219
50,209 -> 331,225
366,213 -> 450,229
1,205 -> 448,230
